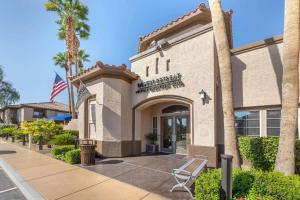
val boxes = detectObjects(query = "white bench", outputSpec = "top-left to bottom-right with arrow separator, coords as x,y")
170,158 -> 208,198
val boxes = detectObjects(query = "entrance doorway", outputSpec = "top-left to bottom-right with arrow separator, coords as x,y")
161,105 -> 189,154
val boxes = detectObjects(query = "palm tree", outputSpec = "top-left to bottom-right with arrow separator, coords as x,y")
209,0 -> 240,168
77,49 -> 90,72
0,65 -> 20,108
53,52 -> 71,114
53,50 -> 89,113
45,0 -> 90,118
275,0 -> 300,176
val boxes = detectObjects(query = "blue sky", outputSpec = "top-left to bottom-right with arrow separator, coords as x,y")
0,0 -> 284,105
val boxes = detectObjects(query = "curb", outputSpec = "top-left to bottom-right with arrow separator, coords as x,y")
0,159 -> 45,200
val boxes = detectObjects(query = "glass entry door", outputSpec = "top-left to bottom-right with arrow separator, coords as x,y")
161,116 -> 189,154
162,117 -> 174,153
175,116 -> 188,153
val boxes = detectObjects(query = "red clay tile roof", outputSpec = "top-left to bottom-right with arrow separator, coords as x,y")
139,3 -> 209,42
70,61 -> 138,83
137,3 -> 233,52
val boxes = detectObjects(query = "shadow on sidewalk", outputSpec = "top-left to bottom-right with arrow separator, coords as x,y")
0,150 -> 16,155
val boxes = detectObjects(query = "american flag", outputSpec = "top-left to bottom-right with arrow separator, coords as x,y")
50,73 -> 68,103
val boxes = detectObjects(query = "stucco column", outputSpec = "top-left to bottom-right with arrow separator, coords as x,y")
260,110 -> 267,137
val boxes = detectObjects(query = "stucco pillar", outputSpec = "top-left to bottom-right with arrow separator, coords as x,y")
260,110 -> 267,137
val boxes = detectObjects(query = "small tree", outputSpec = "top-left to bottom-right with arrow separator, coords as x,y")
33,120 -> 62,142
21,120 -> 63,148
20,121 -> 35,148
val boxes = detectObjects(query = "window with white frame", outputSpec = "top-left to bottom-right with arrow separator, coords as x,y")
267,109 -> 281,137
234,110 -> 260,136
152,116 -> 158,135
88,99 -> 96,139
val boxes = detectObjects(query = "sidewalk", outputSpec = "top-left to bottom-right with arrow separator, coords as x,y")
0,141 -> 167,200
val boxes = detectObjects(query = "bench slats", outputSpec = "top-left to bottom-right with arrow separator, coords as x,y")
191,159 -> 207,177
170,157 -> 208,199
177,158 -> 195,171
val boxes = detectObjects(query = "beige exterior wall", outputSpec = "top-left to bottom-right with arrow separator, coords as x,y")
232,42 -> 283,108
78,78 -> 132,142
22,107 -> 34,122
78,78 -> 103,140
74,21 -> 291,165
131,24 -> 217,148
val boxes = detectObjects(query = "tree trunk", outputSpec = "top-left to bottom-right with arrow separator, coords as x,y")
66,17 -> 76,119
75,55 -> 78,76
28,134 -> 32,149
275,0 -> 300,176
209,0 -> 240,168
65,67 -> 72,114
68,55 -> 76,119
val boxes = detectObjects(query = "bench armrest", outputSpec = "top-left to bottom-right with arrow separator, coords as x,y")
173,169 -> 191,176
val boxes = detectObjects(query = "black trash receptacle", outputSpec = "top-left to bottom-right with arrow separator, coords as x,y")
80,139 -> 95,166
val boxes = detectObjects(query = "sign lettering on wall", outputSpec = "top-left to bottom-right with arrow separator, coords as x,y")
136,73 -> 185,94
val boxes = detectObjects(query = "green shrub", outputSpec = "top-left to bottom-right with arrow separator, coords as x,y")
195,169 -> 300,200
296,140 -> 300,174
238,137 -> 300,173
232,170 -> 255,199
50,133 -> 76,145
65,149 -> 81,164
51,145 -> 75,160
249,171 -> 300,200
195,169 -> 221,200
0,124 -> 18,137
238,137 -> 279,171
60,130 -> 79,137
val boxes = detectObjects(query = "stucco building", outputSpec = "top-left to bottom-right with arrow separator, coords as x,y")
71,3 -> 296,167
0,102 -> 69,125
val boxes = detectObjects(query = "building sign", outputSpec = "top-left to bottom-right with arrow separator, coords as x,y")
136,73 -> 185,94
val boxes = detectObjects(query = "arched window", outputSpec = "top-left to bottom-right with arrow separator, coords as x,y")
162,105 -> 188,114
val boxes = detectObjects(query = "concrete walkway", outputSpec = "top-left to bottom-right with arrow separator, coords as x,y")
0,141 -> 167,200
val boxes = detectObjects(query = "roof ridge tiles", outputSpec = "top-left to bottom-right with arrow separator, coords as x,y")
139,3 -> 209,41
70,61 -> 137,81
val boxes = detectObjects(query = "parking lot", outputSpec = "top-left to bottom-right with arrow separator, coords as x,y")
0,167 -> 26,200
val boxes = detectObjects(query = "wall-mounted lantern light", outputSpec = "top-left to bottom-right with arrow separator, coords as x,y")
199,89 -> 207,105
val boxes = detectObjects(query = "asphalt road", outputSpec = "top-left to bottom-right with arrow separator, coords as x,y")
0,167 -> 26,200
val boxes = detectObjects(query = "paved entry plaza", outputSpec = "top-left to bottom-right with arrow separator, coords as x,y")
80,154 -> 193,200
0,141 -> 194,200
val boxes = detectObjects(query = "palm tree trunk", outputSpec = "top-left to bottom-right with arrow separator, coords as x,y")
65,67 -> 72,114
66,17 -> 76,119
209,0 -> 240,168
68,53 -> 76,119
75,55 -> 78,76
275,0 -> 300,176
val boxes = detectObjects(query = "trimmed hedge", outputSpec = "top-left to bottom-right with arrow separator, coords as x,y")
238,137 -> 279,171
50,133 -> 76,145
51,145 -> 75,160
65,149 -> 81,164
195,169 -> 300,200
238,137 -> 300,173
61,130 -> 79,137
